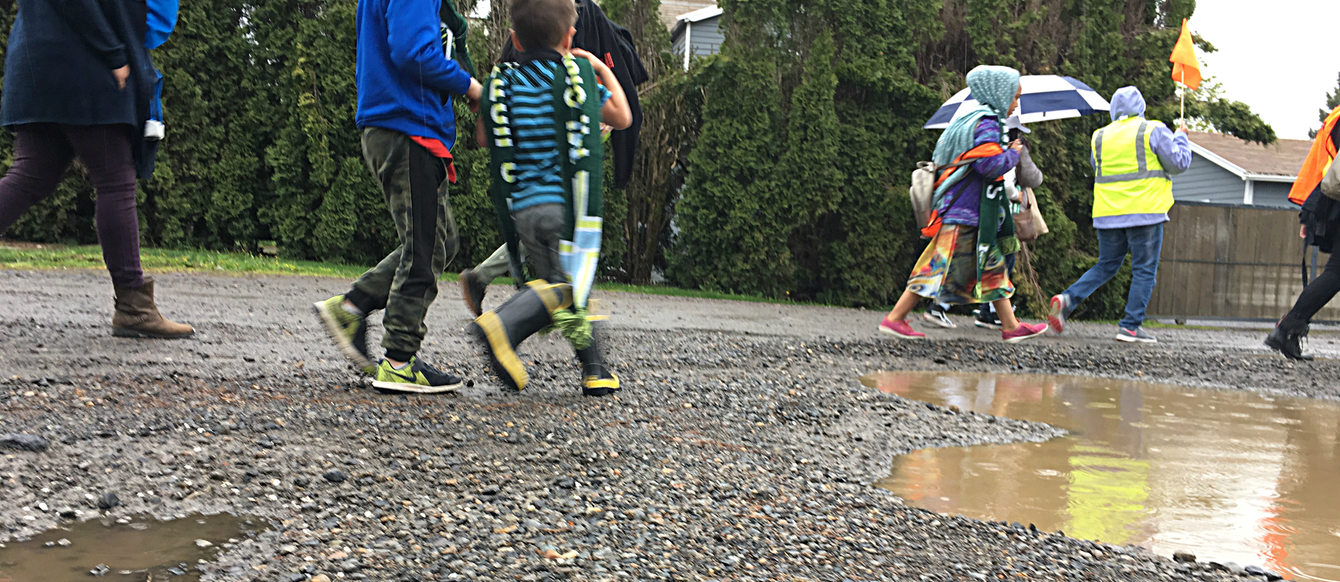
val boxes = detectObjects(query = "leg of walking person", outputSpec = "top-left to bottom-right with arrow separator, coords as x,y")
377,138 -> 455,364
1050,228 -> 1128,332
1063,228 -> 1129,305
1117,223 -> 1163,339
1268,245 -> 1340,360
345,129 -> 462,393
460,243 -> 523,317
475,244 -> 517,282
878,289 -> 928,339
0,124 -> 74,233
1282,248 -> 1340,328
63,125 -> 144,289
62,124 -> 194,338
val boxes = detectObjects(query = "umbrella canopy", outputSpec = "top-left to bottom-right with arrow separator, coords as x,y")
924,75 -> 1110,129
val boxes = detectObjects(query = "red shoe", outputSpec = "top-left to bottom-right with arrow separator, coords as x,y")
879,317 -> 926,340
1002,322 -> 1048,343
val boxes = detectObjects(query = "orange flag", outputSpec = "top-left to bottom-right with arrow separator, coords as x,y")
1169,18 -> 1202,91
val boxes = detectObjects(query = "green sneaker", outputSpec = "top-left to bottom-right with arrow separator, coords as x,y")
312,295 -> 372,372
371,357 -> 464,394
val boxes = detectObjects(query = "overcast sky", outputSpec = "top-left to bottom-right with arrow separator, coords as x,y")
1191,1 -> 1340,140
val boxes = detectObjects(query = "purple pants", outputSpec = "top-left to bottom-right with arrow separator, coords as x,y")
0,123 -> 144,288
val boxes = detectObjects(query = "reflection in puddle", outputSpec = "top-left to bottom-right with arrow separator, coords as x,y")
862,371 -> 1340,582
0,513 -> 256,581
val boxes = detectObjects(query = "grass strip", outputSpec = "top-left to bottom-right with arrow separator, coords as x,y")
0,242 -> 789,305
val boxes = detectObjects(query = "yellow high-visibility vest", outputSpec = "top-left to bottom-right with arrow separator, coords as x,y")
1091,117 -> 1174,218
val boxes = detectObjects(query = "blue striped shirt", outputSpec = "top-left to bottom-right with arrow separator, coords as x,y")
499,59 -> 611,211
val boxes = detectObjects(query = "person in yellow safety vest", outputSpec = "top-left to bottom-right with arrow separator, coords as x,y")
1046,86 -> 1192,344
1265,104 -> 1340,360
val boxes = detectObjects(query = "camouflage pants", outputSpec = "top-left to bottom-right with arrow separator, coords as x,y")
347,128 -> 458,361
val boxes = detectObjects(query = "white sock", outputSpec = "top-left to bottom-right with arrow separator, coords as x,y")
341,300 -> 364,316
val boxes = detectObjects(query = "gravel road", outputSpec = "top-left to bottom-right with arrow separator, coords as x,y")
2,269 -> 1329,581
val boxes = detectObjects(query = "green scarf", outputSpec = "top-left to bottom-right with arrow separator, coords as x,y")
482,54 -> 605,310
439,0 -> 476,76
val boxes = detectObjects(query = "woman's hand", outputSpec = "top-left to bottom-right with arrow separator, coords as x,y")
1301,225 -> 1308,239
112,66 -> 129,90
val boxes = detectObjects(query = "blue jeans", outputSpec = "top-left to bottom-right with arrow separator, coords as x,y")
1061,223 -> 1164,330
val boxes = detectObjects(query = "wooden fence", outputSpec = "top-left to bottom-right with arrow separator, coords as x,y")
1150,202 -> 1340,322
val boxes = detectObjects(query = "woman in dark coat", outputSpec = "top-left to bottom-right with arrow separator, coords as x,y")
0,0 -> 192,338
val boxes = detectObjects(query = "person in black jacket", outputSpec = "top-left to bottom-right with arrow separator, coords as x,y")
0,0 -> 192,339
1266,115 -> 1340,360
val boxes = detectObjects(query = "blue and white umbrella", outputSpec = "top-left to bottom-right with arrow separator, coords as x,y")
923,75 -> 1110,129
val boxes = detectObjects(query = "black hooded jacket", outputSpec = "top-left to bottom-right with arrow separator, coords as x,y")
573,0 -> 647,189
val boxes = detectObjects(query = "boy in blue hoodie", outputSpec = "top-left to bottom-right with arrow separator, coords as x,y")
313,0 -> 483,394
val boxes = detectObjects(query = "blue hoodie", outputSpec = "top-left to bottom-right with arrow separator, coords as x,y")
1091,86 -> 1193,228
356,0 -> 472,148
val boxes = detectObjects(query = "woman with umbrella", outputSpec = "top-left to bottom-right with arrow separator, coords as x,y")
879,65 -> 1048,342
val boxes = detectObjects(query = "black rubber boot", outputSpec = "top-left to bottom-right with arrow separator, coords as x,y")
575,329 -> 620,397
1265,319 -> 1313,361
468,281 -> 572,391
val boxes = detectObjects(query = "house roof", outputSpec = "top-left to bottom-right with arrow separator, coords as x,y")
1188,131 -> 1311,183
660,0 -> 718,28
669,4 -> 722,40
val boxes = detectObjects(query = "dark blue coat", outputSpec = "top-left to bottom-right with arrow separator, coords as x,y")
2,0 -> 159,177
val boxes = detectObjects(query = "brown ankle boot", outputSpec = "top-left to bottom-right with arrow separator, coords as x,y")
112,277 -> 195,339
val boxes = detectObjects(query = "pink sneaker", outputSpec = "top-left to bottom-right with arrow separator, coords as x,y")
879,317 -> 926,340
1002,322 -> 1048,343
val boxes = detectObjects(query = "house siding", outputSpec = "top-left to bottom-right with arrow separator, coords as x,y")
671,17 -> 724,62
1171,152 -> 1245,205
1250,181 -> 1296,209
689,18 -> 723,56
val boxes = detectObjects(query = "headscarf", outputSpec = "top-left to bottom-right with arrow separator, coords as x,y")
932,65 -> 1021,199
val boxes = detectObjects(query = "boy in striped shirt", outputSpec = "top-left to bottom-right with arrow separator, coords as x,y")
469,0 -> 631,396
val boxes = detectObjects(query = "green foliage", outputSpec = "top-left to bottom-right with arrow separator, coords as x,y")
668,53 -> 791,295
1311,71 -> 1340,138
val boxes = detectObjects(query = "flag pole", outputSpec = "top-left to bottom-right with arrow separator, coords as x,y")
1179,69 -> 1186,130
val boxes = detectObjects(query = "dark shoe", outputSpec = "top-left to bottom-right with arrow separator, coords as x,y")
313,294 -> 373,372
973,308 -> 1002,330
582,368 -> 620,397
460,269 -> 486,317
1265,322 -> 1313,361
921,305 -> 956,329
468,281 -> 572,391
576,331 -> 620,397
112,277 -> 195,339
371,357 -> 464,394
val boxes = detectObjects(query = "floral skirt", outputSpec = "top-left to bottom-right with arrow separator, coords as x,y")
905,224 -> 1014,305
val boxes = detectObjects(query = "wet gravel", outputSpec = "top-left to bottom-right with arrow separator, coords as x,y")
2,269 -> 1332,581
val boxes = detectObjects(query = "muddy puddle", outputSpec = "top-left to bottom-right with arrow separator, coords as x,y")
861,371 -> 1340,582
0,513 -> 256,581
